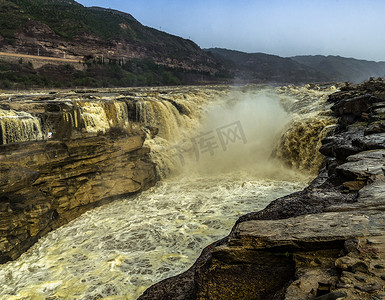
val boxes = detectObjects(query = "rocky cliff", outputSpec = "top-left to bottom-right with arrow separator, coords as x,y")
0,89 -> 159,263
0,0 -> 226,88
139,79 -> 385,299
0,0 -> 221,73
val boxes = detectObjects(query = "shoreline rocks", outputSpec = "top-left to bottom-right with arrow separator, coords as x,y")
140,79 -> 385,299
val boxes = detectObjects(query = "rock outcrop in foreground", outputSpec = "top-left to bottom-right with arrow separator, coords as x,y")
140,79 -> 385,300
0,91 -> 157,263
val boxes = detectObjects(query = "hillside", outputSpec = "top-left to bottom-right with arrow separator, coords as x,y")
0,0 -> 227,88
0,0 -> 384,88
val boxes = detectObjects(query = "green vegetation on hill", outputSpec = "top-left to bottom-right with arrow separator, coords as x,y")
0,57 -> 221,89
0,0 -> 203,51
1,0 -> 138,40
0,0 -> 226,88
0,0 -> 28,44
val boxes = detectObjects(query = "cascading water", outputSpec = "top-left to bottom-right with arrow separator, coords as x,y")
76,100 -> 131,133
0,85 -> 337,300
273,84 -> 337,174
0,109 -> 43,144
0,97 -> 134,144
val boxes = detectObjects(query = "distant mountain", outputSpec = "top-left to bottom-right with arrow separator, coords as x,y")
205,48 -> 330,83
0,0 -> 384,89
206,48 -> 385,84
291,55 -> 385,83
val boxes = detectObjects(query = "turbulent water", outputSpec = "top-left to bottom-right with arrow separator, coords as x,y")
0,173 -> 305,300
0,84 -> 337,299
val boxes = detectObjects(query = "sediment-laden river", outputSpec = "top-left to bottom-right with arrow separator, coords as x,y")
0,84 -> 337,299
0,171 -> 306,299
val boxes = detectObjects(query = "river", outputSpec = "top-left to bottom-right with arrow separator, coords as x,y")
0,84 -> 336,299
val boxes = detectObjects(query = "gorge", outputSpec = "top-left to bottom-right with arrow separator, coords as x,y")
0,83 -> 342,299
0,1 -> 384,299
141,80 -> 385,300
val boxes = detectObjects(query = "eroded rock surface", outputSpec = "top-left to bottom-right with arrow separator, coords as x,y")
0,90 -> 158,263
140,79 -> 385,300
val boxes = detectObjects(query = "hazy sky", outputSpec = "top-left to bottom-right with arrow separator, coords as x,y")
76,0 -> 385,61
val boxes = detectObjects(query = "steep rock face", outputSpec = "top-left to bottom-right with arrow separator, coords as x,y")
140,79 -> 385,300
0,91 -> 157,263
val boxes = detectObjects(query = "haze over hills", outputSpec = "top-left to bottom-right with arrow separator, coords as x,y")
205,48 -> 330,84
291,55 -> 385,83
206,48 -> 385,84
0,0 -> 384,88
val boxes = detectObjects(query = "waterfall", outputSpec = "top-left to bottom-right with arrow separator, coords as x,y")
0,99 -> 132,144
0,85 -> 337,176
132,88 -> 229,178
129,85 -> 338,178
272,84 -> 338,174
133,89 -> 226,140
75,100 -> 130,133
0,85 -> 340,300
272,116 -> 335,174
133,84 -> 339,178
0,109 -> 43,144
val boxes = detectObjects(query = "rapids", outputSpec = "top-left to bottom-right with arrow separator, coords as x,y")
0,84 -> 337,299
0,173 -> 305,300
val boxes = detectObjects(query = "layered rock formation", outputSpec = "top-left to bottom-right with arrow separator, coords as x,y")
140,79 -> 385,299
0,90 -> 158,263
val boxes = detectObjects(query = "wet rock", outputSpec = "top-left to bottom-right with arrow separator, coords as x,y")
0,167 -> 40,193
355,133 -> 385,150
336,150 -> 385,181
320,128 -> 365,161
326,180 -> 385,212
285,264 -> 338,300
331,94 -> 371,116
231,212 -> 385,250
365,121 -> 385,135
